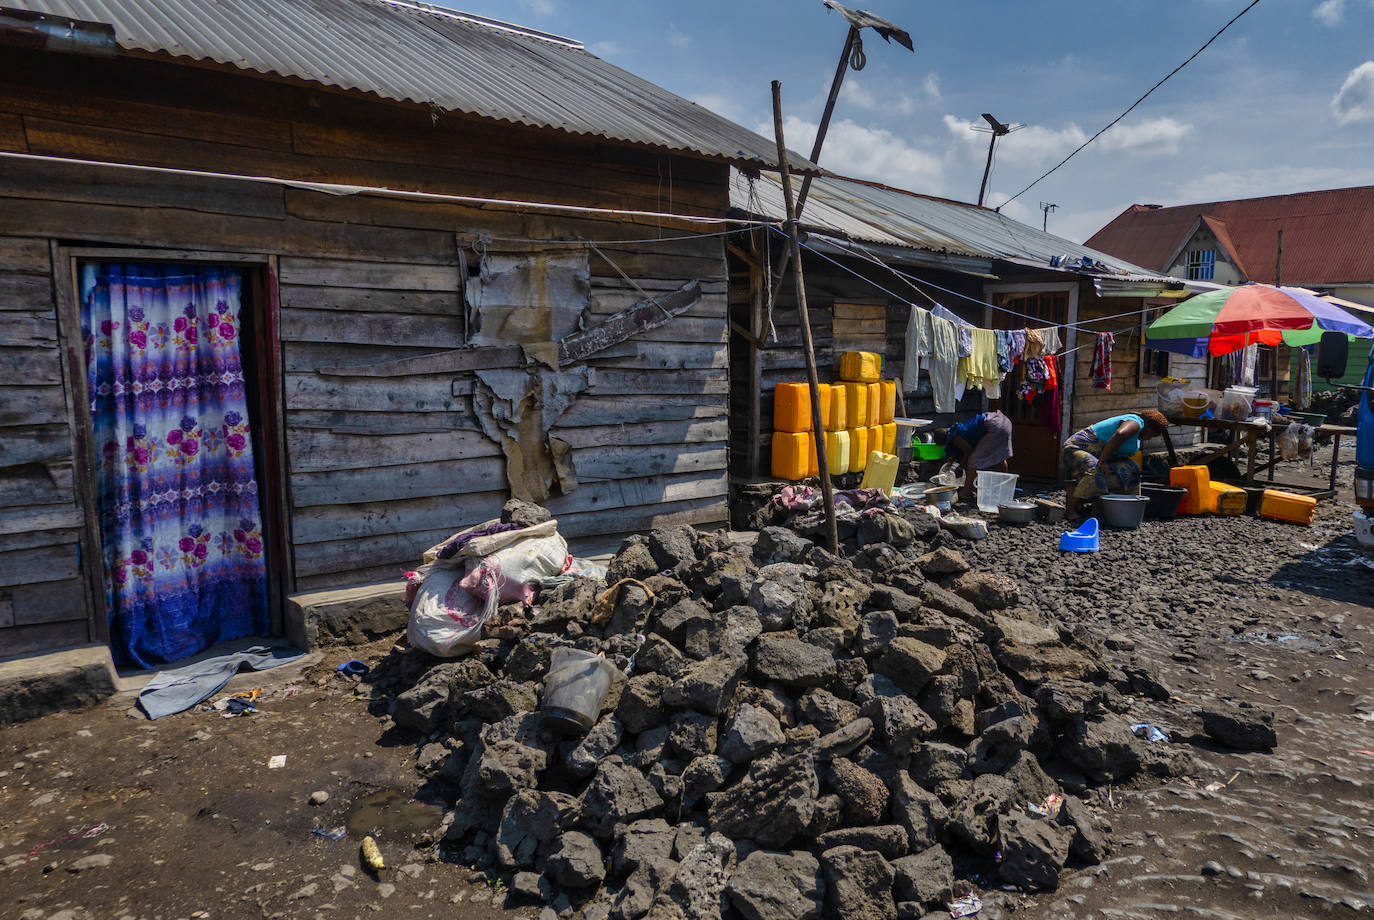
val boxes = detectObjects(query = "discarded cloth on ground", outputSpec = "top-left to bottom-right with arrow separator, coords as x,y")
137,645 -> 304,719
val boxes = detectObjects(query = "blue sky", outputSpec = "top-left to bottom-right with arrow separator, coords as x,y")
444,0 -> 1374,243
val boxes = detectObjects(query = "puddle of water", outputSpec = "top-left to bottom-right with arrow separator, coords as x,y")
344,790 -> 444,842
1233,630 -> 1330,652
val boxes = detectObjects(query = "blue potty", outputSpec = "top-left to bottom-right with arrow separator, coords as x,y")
1059,517 -> 1099,552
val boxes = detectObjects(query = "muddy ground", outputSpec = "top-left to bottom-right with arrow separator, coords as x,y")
2,456 -> 1372,920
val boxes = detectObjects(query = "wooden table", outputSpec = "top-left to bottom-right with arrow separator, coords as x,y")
1166,416 -> 1269,484
1166,415 -> 1354,499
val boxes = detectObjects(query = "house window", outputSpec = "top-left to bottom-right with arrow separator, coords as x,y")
1186,249 -> 1215,280
1139,304 -> 1170,380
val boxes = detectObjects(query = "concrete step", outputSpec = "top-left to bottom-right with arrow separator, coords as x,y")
0,644 -> 117,723
286,581 -> 408,650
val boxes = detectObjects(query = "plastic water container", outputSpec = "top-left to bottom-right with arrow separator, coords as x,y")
542,648 -> 619,733
773,383 -> 812,433
975,470 -> 1018,514
860,451 -> 900,495
824,429 -> 850,476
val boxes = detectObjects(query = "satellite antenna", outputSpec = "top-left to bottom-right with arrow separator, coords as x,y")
972,113 -> 1025,208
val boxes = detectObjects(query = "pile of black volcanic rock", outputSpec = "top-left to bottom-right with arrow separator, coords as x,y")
379,499 -> 1193,920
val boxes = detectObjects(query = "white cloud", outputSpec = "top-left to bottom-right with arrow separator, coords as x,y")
942,115 -> 1087,167
840,78 -> 917,116
942,114 -> 1192,167
1332,61 -> 1374,125
588,40 -> 624,59
922,73 -> 941,101
517,0 -> 556,15
771,116 -> 944,194
667,24 -> 691,48
1095,117 -> 1194,155
1169,164 -> 1374,203
1313,0 -> 1347,25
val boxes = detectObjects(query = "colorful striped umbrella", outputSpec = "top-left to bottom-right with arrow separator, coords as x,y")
1146,284 -> 1374,357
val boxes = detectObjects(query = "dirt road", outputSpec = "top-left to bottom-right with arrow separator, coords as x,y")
2,476 -> 1371,919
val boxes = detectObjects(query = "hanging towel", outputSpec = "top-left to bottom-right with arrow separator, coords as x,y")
1023,327 -> 1045,359
928,315 -> 960,413
961,328 -> 1002,394
904,305 -> 933,394
1091,331 -> 1114,389
1036,326 -> 1063,355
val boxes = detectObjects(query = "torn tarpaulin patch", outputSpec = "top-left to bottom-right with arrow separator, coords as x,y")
473,367 -> 588,503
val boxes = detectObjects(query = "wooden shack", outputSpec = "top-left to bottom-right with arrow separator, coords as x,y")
0,0 -> 810,662
725,172 -> 1196,482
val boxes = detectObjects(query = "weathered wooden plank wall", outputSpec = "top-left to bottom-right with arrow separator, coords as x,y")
0,236 -> 90,654
0,48 -> 735,613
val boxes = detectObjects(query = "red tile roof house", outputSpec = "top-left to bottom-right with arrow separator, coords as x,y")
1085,186 -> 1374,402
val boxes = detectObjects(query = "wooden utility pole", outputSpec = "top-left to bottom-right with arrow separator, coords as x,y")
765,5 -> 912,315
773,80 -> 838,555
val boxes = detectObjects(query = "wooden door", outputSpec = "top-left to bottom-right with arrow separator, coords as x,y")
991,291 -> 1069,481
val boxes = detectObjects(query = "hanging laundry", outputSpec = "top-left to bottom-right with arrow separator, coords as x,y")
1239,344 -> 1257,387
903,305 -> 933,394
1023,327 -> 1046,359
1091,331 -> 1114,390
994,330 -> 1013,373
927,314 -> 960,413
1295,346 -> 1313,409
1036,326 -> 1063,355
961,328 -> 1002,396
932,304 -> 974,357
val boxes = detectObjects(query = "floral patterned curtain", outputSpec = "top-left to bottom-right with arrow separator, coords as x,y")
81,263 -> 268,667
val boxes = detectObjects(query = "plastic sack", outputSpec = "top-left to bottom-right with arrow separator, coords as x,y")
458,528 -> 569,605
1295,423 -> 1314,460
408,563 -> 497,657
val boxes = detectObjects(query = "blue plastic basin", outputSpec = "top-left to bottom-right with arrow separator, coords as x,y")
1059,517 -> 1100,552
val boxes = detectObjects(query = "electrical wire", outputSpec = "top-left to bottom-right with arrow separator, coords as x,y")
1001,0 -> 1263,208
813,231 -> 1181,334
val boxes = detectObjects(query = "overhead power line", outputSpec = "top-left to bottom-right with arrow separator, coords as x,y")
1001,0 -> 1263,209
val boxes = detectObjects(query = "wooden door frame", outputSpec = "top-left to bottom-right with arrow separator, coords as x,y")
53,247 -> 292,643
982,280 -> 1080,438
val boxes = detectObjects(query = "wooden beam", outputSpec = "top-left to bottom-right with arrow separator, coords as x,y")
772,82 -> 837,554
557,281 -> 702,365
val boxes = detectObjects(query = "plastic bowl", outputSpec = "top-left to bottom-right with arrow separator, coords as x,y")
913,442 -> 946,460
1098,494 -> 1149,529
1181,397 -> 1209,419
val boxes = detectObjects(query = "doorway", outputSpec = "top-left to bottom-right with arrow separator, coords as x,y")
68,255 -> 285,667
988,289 -> 1071,481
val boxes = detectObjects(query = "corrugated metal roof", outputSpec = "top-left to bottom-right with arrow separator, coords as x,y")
731,169 -> 1175,281
6,0 -> 811,170
1085,187 -> 1374,284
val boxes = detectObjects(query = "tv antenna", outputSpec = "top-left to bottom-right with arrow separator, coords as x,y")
972,113 -> 1024,208
1040,201 -> 1058,232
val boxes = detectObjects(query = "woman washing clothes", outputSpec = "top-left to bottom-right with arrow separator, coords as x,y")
940,405 -> 1014,503
1062,410 -> 1170,518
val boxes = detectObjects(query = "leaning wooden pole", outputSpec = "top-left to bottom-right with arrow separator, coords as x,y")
772,80 -> 839,555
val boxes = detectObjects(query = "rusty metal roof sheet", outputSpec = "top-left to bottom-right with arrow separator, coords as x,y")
731,169 -> 1173,281
5,0 -> 811,170
1085,187 -> 1374,285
